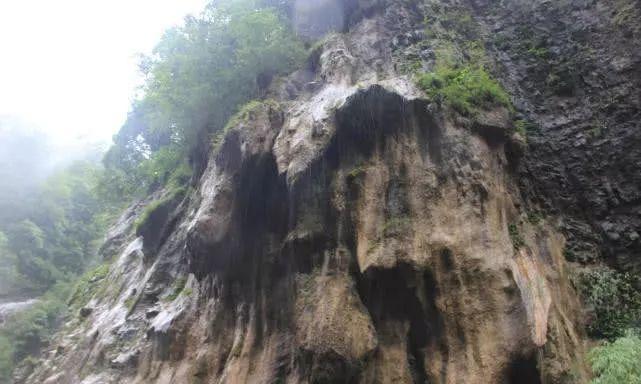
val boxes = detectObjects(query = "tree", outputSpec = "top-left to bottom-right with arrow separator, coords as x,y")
589,331 -> 641,384
104,0 -> 305,190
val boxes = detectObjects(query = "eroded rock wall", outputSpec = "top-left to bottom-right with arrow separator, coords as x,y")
20,0 -> 641,383
475,0 -> 641,271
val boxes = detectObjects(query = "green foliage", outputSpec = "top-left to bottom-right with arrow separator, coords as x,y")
134,199 -> 164,233
165,277 -> 188,302
578,268 -> 641,339
589,330 -> 641,384
0,159 -> 124,380
225,99 -> 280,132
107,0 -> 305,185
134,186 -> 187,233
417,1 -> 513,119
7,220 -> 44,251
526,211 -> 543,225
0,281 -> 72,381
0,334 -> 13,383
124,296 -> 136,311
514,119 -> 540,137
67,263 -> 111,312
346,165 -> 367,181
211,99 -> 280,152
527,45 -> 549,59
0,161 -> 115,296
416,65 -> 512,116
138,146 -> 185,189
0,231 -> 25,296
167,161 -> 193,190
508,223 -> 525,250
93,166 -> 139,208
100,144 -> 193,207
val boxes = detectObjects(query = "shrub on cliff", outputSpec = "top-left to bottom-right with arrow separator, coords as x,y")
104,0 -> 305,196
211,99 -> 280,151
578,267 -> 641,339
589,330 -> 641,384
67,263 -> 111,312
417,65 -> 511,116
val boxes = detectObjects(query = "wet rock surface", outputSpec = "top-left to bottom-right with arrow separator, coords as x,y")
19,0 -> 641,383
473,0 -> 641,271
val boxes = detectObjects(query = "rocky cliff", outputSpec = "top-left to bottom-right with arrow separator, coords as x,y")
20,0 -> 641,383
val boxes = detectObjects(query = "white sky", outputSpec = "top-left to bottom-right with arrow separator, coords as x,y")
0,0 -> 208,146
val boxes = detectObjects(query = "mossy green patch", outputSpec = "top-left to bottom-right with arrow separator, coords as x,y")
514,119 -> 539,137
68,263 -> 111,311
346,165 -> 367,181
165,276 -> 188,302
526,211 -> 543,225
211,99 -> 280,152
167,161 -> 192,189
134,186 -> 186,234
508,223 -> 525,250
527,46 -> 549,59
417,65 -> 512,116
306,32 -> 340,68
124,296 -> 136,311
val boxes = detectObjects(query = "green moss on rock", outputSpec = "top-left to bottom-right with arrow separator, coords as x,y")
417,65 -> 512,116
508,223 -> 525,250
211,99 -> 281,152
68,263 -> 111,312
165,277 -> 188,302
134,186 -> 186,234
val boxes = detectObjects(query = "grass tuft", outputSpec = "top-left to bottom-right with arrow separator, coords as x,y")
416,65 -> 511,116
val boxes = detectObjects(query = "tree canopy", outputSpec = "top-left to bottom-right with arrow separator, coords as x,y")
105,0 -> 305,196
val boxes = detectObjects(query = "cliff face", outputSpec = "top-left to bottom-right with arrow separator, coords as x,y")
473,0 -> 641,271
21,0 -> 641,383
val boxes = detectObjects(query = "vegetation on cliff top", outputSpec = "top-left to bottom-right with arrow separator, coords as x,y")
416,2 -> 512,118
134,186 -> 187,234
211,99 -> 281,152
104,0 -> 305,200
417,65 -> 512,116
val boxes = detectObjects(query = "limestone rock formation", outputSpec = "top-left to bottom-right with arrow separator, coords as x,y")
19,0 -> 641,383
